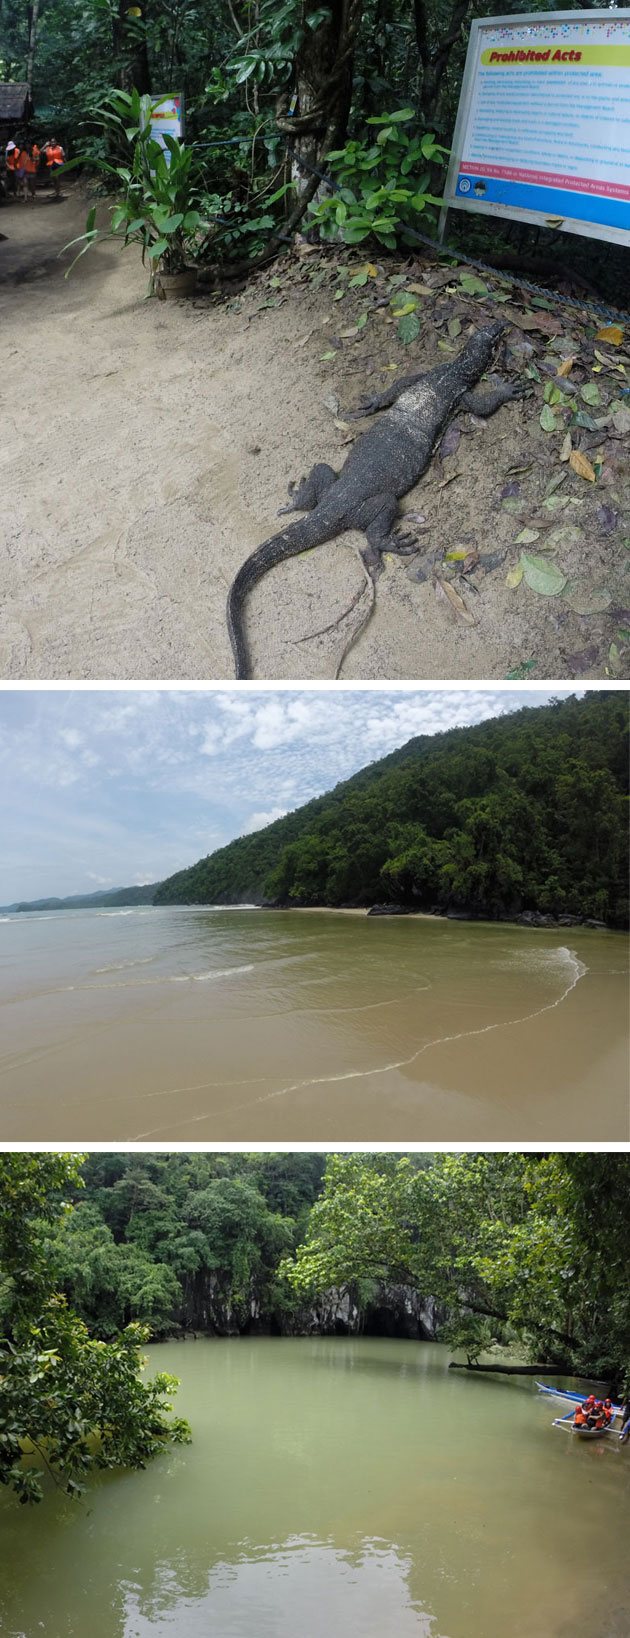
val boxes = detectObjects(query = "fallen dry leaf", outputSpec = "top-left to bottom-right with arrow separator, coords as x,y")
435,576 -> 476,624
557,357 -> 575,378
559,432 -> 572,463
596,324 -> 624,346
569,449 -> 596,483
505,307 -> 563,337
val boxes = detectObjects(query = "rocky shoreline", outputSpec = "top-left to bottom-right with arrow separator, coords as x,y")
366,903 -> 609,929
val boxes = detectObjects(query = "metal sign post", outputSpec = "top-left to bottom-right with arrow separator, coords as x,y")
440,10 -> 630,249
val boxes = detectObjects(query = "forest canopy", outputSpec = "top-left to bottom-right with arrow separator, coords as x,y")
154,693 -> 629,924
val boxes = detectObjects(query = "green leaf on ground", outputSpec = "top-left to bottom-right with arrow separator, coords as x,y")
398,312 -> 421,345
459,273 -> 488,296
520,553 -> 567,596
540,404 -> 557,432
563,581 -> 612,615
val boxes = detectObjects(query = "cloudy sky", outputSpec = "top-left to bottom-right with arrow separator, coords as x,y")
0,687 -> 580,901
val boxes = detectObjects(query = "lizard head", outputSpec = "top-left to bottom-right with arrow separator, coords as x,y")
460,322 -> 506,383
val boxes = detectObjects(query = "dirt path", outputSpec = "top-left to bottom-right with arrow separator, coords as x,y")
1,189 -> 628,679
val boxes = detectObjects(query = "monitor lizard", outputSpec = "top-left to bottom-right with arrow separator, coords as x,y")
226,321 -> 530,678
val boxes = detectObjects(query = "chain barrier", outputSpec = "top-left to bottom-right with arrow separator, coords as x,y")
194,134 -> 630,326
289,149 -> 630,328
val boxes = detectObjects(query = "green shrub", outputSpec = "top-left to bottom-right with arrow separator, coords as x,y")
309,109 -> 448,249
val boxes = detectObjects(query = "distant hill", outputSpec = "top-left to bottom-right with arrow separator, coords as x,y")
153,693 -> 629,926
5,884 -> 159,914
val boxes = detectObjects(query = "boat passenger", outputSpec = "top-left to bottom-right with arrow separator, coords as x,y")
573,1404 -> 589,1428
603,1399 -> 614,1426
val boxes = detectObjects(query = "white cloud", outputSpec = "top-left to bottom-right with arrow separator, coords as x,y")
0,686 -> 582,900
242,807 -> 288,834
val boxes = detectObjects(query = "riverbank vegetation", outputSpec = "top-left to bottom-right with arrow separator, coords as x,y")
2,1150 -> 628,1503
0,1156 -> 191,1504
284,1152 -> 630,1389
155,693 -> 628,924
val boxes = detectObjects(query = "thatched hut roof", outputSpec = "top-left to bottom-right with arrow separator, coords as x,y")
0,84 -> 33,125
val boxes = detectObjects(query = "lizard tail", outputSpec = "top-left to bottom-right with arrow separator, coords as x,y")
227,517 -> 326,679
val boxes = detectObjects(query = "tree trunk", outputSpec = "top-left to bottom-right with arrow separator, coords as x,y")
277,0 -> 364,202
112,0 -> 152,94
449,1362 -> 611,1384
413,0 -> 471,131
26,0 -> 40,98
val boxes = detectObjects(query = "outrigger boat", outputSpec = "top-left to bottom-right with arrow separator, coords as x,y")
536,1382 -> 621,1438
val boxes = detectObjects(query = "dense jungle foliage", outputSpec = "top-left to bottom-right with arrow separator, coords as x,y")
154,693 -> 629,924
53,1152 -> 326,1338
283,1151 -> 630,1390
2,1150 -> 629,1502
0,1155 -> 190,1504
3,0 -> 626,280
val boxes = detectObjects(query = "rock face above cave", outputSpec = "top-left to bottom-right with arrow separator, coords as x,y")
295,1285 -> 443,1341
171,1277 -> 442,1340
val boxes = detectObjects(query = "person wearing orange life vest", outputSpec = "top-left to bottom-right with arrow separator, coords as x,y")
23,142 -> 40,202
4,141 -> 18,197
573,1403 -> 589,1428
15,143 -> 30,200
602,1398 -> 614,1426
45,137 -> 65,197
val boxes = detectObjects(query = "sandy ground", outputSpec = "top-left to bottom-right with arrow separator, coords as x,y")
1,188 -> 628,680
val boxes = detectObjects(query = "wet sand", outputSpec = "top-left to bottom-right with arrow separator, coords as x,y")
0,906 -> 627,1141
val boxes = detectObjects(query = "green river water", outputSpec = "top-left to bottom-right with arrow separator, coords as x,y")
1,1339 -> 629,1638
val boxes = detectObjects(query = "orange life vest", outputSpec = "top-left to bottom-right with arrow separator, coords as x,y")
46,144 -> 64,166
5,148 -> 18,170
24,147 -> 39,174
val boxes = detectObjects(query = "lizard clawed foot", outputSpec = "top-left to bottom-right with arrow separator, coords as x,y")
508,381 -> 534,401
346,399 -> 379,420
278,479 -> 299,515
382,530 -> 418,556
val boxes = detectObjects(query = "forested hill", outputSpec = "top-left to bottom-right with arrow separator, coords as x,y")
154,693 -> 629,926
6,884 -> 159,914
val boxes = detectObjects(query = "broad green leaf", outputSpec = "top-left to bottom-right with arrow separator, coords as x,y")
459,273 -> 488,296
540,404 -> 557,432
398,312 -> 421,345
391,299 -> 418,317
520,553 -> 567,596
563,580 -> 612,615
580,382 -> 601,406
